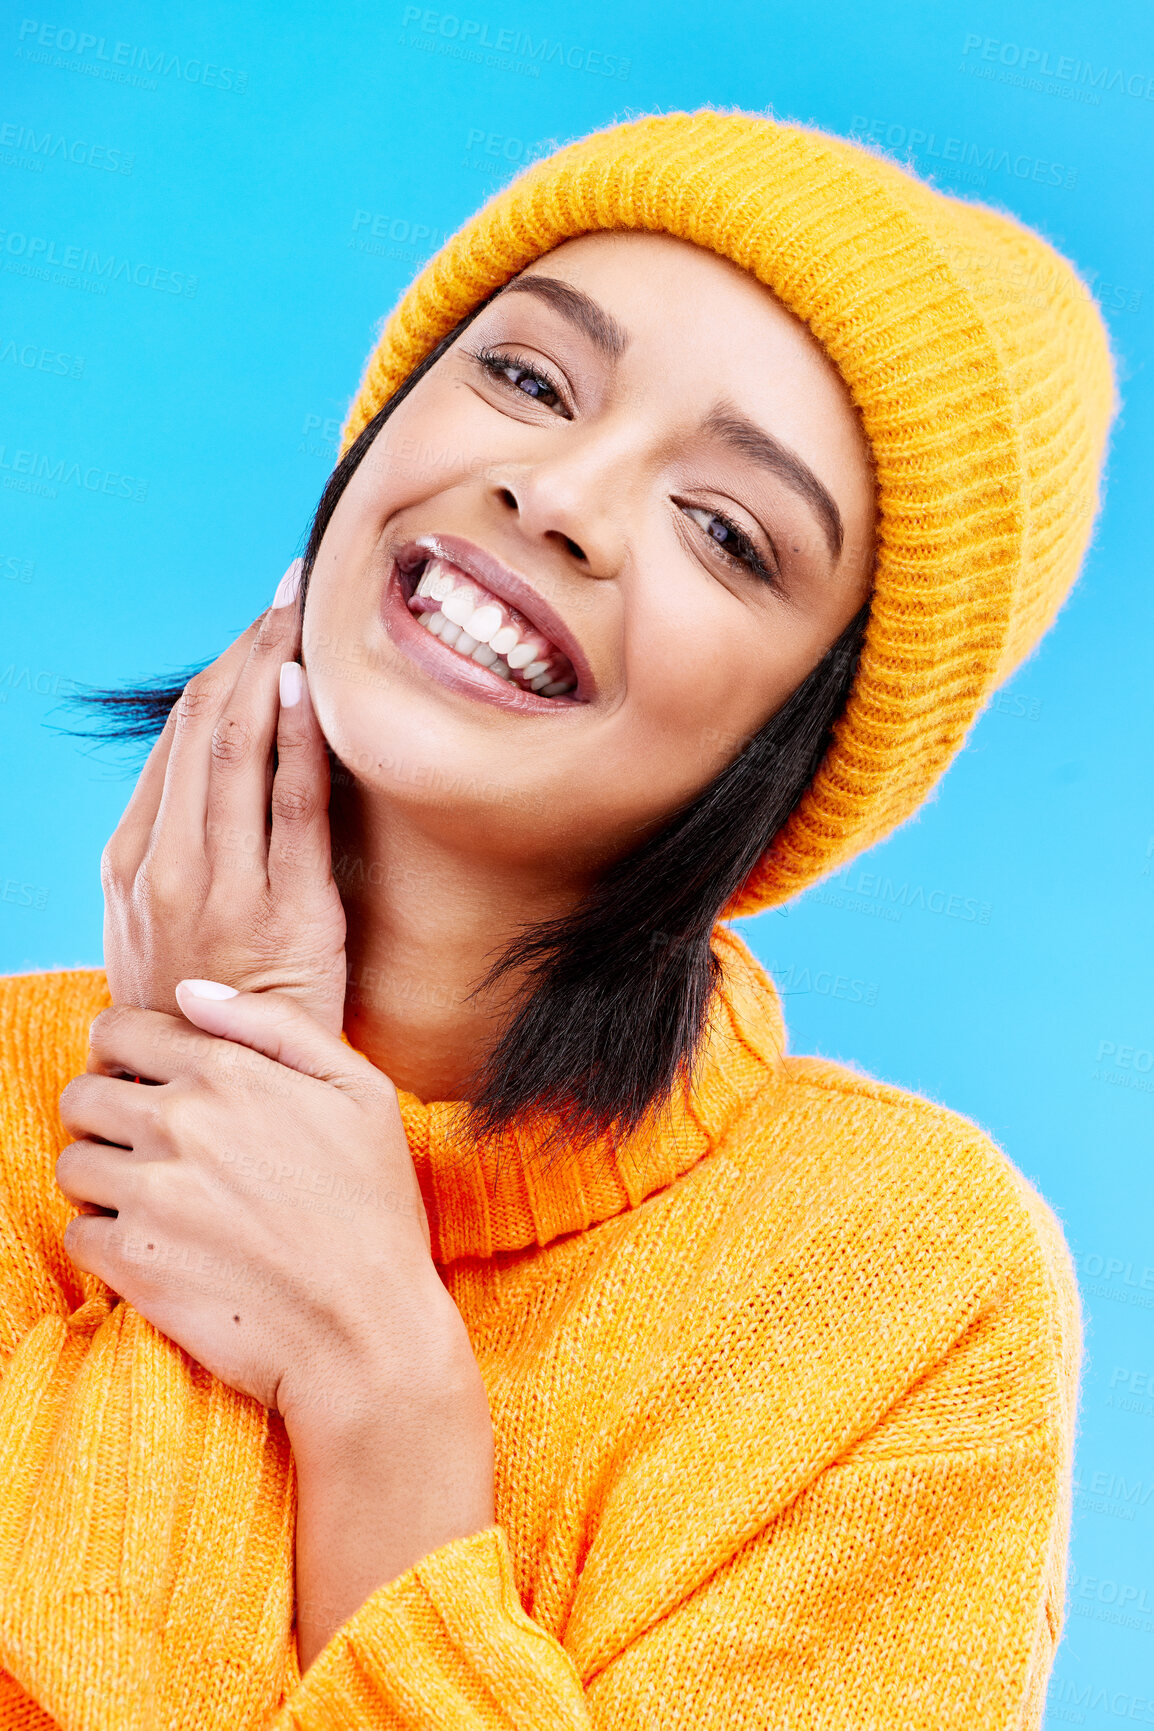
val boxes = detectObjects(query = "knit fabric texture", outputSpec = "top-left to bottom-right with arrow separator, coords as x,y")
0,943 -> 1080,1728
340,108 -> 1117,915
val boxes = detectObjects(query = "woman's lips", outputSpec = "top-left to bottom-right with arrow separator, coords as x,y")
381,545 -> 589,714
406,558 -> 577,695
402,532 -> 596,698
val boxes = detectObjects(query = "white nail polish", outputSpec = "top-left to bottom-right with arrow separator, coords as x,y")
280,661 -> 304,706
179,979 -> 238,1000
272,558 -> 303,609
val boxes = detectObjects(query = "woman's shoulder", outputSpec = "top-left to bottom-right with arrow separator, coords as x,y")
714,927 -> 1078,1330
772,1047 -> 1079,1306
706,1043 -> 1083,1459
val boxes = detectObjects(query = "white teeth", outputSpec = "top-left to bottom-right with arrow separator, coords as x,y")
415,560 -> 456,602
465,603 -> 501,644
441,590 -> 476,628
410,558 -> 577,697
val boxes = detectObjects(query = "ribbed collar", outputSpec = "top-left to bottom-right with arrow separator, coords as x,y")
359,927 -> 784,1265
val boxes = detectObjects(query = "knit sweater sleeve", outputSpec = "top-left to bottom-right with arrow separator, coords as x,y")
270,1442 -> 1066,1729
272,1369 -> 1072,1728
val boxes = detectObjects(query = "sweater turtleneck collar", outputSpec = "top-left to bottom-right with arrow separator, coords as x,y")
353,927 -> 785,1265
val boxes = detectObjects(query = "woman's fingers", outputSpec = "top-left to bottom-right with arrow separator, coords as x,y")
147,611 -> 274,864
105,610 -> 268,880
102,699 -> 181,880
267,661 -> 334,897
200,591 -> 303,882
56,1139 -> 133,1214
154,566 -> 302,870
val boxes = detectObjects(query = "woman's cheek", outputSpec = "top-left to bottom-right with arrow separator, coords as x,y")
632,612 -> 753,761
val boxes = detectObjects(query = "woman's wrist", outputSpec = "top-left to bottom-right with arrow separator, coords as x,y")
281,1272 -> 486,1452
286,1299 -> 496,1673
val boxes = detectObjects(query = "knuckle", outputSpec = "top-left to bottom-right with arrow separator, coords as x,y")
253,609 -> 294,655
54,1141 -> 80,1185
100,839 -> 128,887
89,1004 -> 130,1042
210,714 -> 253,767
271,780 -> 314,826
156,1081 -> 204,1145
136,856 -> 195,906
176,677 -> 223,725
58,1075 -> 87,1116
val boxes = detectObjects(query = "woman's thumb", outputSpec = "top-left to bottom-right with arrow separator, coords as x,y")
173,978 -> 378,1094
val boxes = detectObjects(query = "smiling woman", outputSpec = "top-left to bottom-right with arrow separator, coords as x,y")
292,230 -> 876,1134
0,109 -> 1116,1729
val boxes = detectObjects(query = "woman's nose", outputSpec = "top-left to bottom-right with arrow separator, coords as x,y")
494,483 -> 588,563
485,449 -> 629,578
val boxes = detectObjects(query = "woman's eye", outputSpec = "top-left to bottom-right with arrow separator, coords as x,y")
681,504 -> 777,585
473,348 -> 567,415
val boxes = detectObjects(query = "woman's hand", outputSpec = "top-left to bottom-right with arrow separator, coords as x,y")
56,984 -> 497,1666
54,982 -> 478,1436
100,562 -> 349,1036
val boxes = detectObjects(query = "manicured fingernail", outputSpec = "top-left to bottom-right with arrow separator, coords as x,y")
178,978 -> 239,1000
271,558 -> 303,609
280,661 -> 304,706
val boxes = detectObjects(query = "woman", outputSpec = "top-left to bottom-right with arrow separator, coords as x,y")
0,110 -> 1114,1727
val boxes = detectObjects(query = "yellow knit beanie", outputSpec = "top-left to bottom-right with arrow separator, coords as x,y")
340,109 -> 1117,915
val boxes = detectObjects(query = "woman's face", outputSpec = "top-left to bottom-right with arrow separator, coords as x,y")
305,230 -> 876,882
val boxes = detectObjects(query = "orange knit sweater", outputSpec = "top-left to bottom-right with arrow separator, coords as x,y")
0,926 -> 1080,1729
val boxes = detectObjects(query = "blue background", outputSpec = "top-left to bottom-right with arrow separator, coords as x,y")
2,1 -> 1152,1718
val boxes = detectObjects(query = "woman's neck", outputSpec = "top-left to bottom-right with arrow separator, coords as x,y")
330,777 -> 590,1102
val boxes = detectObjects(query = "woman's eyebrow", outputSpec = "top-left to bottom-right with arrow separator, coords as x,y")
704,403 -> 844,562
494,276 -> 630,360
